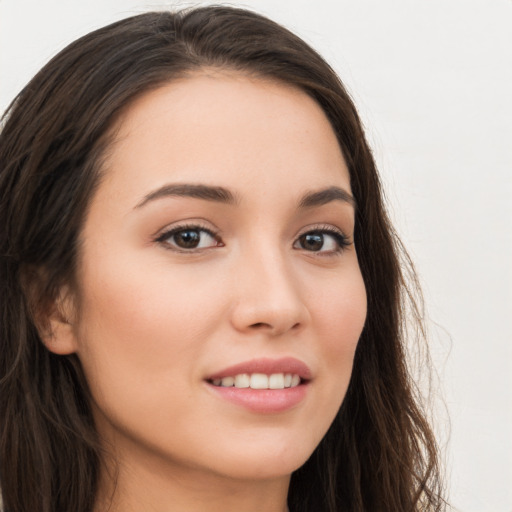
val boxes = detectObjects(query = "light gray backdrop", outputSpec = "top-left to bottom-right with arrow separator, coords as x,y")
1,1 -> 511,510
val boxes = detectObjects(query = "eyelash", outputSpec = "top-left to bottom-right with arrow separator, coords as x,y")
155,223 -> 351,255
294,225 -> 351,256
155,223 -> 222,252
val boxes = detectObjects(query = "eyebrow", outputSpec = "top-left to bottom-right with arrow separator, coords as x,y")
135,183 -> 238,209
135,183 -> 355,210
298,186 -> 356,210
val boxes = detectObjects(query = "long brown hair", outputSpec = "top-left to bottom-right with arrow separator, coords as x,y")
0,7 -> 445,511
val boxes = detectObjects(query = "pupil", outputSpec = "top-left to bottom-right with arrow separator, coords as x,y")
176,230 -> 200,248
302,233 -> 324,251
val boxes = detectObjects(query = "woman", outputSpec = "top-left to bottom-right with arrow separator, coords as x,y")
0,6 -> 445,512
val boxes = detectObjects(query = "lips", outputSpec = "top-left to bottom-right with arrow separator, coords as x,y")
205,357 -> 311,413
206,357 -> 312,381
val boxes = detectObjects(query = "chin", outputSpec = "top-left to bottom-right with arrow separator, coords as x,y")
196,433 -> 320,482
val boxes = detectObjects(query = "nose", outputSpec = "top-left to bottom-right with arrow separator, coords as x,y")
229,248 -> 310,337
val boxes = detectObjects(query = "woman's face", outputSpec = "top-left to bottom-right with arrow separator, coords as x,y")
63,73 -> 367,484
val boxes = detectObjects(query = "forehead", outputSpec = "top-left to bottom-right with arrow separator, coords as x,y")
98,71 -> 350,206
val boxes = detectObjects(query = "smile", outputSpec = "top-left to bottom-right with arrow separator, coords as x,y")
205,358 -> 311,413
209,373 -> 302,389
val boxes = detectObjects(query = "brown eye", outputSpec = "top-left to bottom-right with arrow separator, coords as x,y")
294,229 -> 350,254
157,226 -> 220,251
173,229 -> 202,248
298,232 -> 324,251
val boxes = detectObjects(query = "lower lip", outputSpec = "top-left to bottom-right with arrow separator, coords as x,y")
206,382 -> 309,413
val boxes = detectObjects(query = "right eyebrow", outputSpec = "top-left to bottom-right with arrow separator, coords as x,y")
134,183 -> 238,209
298,186 -> 356,210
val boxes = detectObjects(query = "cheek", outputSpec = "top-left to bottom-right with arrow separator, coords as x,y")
72,256 -> 224,407
78,253 -> 219,343
310,270 -> 367,392
314,266 -> 366,339
71,260 -> 230,454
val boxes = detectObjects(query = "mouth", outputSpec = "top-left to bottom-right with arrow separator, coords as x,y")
208,372 -> 303,389
204,357 -> 311,413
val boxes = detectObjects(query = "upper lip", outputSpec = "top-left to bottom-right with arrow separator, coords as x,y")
206,357 -> 312,381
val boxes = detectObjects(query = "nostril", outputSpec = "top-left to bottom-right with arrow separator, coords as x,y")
250,322 -> 267,329
248,321 -> 302,333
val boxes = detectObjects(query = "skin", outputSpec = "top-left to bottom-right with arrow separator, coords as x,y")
46,72 -> 367,512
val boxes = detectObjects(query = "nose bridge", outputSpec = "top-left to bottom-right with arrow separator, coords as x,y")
230,238 -> 308,335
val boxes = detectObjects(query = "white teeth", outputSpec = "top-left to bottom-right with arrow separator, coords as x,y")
211,373 -> 302,389
250,373 -> 268,389
269,373 -> 285,389
234,373 -> 250,388
221,376 -> 235,387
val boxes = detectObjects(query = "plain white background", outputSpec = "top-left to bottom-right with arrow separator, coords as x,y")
1,1 -> 511,510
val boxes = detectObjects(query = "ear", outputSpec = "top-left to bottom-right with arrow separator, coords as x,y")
21,266 -> 79,355
40,286 -> 79,355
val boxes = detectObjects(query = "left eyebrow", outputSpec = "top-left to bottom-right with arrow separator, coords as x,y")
134,183 -> 238,209
298,186 -> 356,210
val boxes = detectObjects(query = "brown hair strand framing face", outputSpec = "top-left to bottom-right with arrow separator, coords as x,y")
0,7 -> 446,512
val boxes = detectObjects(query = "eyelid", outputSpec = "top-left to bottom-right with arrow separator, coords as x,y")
294,223 -> 352,253
154,221 -> 223,251
295,223 -> 351,240
153,218 -> 219,239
